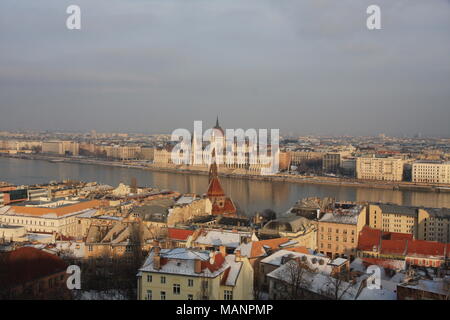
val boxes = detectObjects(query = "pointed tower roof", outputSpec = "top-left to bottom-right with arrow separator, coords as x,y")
207,149 -> 225,197
215,115 -> 220,128
213,116 -> 224,135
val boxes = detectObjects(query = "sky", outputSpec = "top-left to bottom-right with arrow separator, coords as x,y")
0,0 -> 449,137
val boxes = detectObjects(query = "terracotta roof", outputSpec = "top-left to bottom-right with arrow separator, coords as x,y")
0,247 -> 68,288
249,238 -> 290,258
380,239 -> 408,256
358,227 -> 382,251
220,267 -> 231,285
358,226 -> 449,259
6,200 -> 103,217
407,240 -> 447,258
167,228 -> 194,241
211,198 -> 237,216
207,178 -> 225,197
201,252 -> 225,272
284,246 -> 310,254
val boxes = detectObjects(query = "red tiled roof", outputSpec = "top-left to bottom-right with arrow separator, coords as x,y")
388,233 -> 413,241
7,200 -> 103,217
285,246 -> 310,254
167,228 -> 194,241
358,227 -> 382,251
380,239 -> 407,255
358,226 -> 450,259
220,267 -> 231,285
207,178 -> 225,197
211,198 -> 236,216
407,240 -> 446,258
0,247 -> 68,288
249,238 -> 290,258
201,252 -> 225,272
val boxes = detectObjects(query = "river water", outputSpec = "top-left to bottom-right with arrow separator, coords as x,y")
1,157 -> 450,216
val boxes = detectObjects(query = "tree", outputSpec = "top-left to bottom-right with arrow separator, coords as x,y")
283,258 -> 316,299
320,269 -> 356,300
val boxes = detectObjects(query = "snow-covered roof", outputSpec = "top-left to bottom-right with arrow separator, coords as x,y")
267,260 -> 396,300
194,230 -> 253,248
139,248 -> 242,283
77,209 -> 99,218
399,278 -> 450,296
261,249 -> 332,274
176,196 -> 195,205
329,257 -> 348,267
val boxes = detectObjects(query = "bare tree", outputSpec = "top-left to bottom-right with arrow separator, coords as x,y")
321,269 -> 356,300
283,258 -> 316,299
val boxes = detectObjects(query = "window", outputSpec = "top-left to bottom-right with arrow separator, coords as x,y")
146,290 -> 152,300
160,291 -> 166,300
224,290 -> 233,300
88,246 -> 93,252
147,275 -> 152,283
173,284 -> 181,295
188,279 -> 194,287
161,276 -> 166,284
187,294 -> 193,300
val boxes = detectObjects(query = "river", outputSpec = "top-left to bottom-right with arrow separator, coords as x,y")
1,157 -> 450,216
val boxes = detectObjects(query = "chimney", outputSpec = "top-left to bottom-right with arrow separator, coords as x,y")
153,247 -> 161,270
219,245 -> 226,256
194,259 -> 202,274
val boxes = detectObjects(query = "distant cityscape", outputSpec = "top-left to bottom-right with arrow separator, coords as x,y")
0,121 -> 449,300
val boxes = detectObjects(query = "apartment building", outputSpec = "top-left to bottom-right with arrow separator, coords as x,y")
42,141 -> 79,156
368,203 -> 450,243
356,157 -> 404,181
322,153 -> 341,173
412,161 -> 450,184
289,151 -> 323,166
137,247 -> 254,300
317,203 -> 367,259
105,145 -> 141,160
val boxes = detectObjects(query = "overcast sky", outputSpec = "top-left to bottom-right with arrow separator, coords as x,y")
0,0 -> 449,136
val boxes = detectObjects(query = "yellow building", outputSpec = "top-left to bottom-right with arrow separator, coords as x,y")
412,161 -> 450,184
137,247 -> 254,300
317,204 -> 367,259
356,157 -> 404,181
367,203 -> 450,243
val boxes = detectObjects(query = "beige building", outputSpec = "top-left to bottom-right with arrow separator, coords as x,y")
317,204 -> 367,259
0,199 -> 103,237
137,247 -> 254,300
289,151 -> 323,166
42,141 -> 79,156
141,146 -> 155,161
412,161 -> 450,184
356,157 -> 404,181
105,145 -> 141,160
368,203 -> 450,243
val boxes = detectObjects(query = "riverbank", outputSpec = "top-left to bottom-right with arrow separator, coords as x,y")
2,153 -> 450,193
